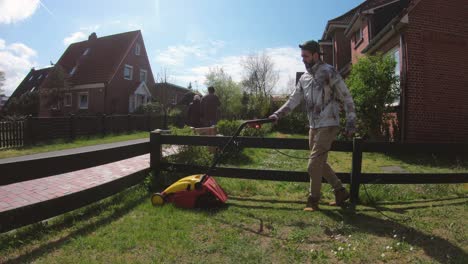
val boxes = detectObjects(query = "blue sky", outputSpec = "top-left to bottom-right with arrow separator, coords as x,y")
0,0 -> 363,96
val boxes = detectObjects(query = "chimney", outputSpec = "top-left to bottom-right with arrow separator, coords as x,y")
88,32 -> 97,41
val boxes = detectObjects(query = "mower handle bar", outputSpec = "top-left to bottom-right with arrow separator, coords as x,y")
203,118 -> 275,178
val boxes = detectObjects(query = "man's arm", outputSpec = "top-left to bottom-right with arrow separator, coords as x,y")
270,81 -> 303,120
331,72 -> 356,135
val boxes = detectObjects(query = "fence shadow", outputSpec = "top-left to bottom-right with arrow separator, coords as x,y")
1,185 -> 148,264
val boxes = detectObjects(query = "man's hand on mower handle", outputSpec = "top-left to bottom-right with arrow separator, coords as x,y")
268,114 -> 278,124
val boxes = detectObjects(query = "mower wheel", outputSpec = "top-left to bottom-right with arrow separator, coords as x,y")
151,193 -> 165,206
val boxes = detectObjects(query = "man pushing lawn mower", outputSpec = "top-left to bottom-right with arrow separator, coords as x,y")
269,40 -> 357,212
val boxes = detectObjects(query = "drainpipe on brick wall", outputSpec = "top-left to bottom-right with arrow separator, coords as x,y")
400,33 -> 407,142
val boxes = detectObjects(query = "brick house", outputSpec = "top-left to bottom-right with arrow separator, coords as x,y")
320,0 -> 468,143
3,67 -> 53,115
149,82 -> 191,106
7,30 -> 155,117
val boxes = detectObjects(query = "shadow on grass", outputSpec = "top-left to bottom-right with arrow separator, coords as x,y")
226,196 -> 467,263
1,185 -> 148,264
385,152 -> 468,170
322,207 -> 468,264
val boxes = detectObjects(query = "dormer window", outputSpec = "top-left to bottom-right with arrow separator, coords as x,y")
29,75 -> 34,81
30,86 -> 36,92
83,48 -> 90,56
139,69 -> 147,82
70,66 -> 77,76
135,43 -> 141,56
38,74 -> 42,80
355,27 -> 363,43
124,64 -> 133,80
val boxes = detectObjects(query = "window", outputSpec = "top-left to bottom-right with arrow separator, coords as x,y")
355,27 -> 363,43
124,65 -> 133,80
30,86 -> 36,92
139,69 -> 147,82
70,66 -> 77,76
37,74 -> 42,80
78,93 -> 89,109
28,75 -> 34,81
64,93 -> 72,106
83,48 -> 90,56
388,47 -> 401,106
135,43 -> 141,56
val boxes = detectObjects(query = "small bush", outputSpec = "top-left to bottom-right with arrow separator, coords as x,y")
216,119 -> 272,137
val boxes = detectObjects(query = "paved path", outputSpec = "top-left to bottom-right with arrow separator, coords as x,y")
0,142 -> 178,213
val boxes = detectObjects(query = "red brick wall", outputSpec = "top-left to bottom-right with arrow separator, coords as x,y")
106,34 -> 156,114
351,18 -> 371,64
404,0 -> 468,143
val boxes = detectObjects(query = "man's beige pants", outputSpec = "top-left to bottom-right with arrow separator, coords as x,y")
308,126 -> 343,199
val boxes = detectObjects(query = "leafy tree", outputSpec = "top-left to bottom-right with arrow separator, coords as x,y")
241,52 -> 279,118
41,65 -> 71,109
204,67 -> 243,119
346,53 -> 399,140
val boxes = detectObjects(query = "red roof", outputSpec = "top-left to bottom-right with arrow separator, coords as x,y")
56,30 -> 140,85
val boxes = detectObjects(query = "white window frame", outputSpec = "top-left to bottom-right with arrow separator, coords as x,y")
29,75 -> 34,81
135,43 -> 141,56
78,92 -> 89,109
37,74 -> 42,80
387,46 -> 401,106
83,48 -> 90,56
64,93 -> 72,107
139,69 -> 147,83
70,66 -> 77,76
124,64 -> 133,80
355,27 -> 363,43
30,86 -> 36,92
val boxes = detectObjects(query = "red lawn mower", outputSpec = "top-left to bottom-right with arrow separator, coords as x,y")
151,118 -> 274,209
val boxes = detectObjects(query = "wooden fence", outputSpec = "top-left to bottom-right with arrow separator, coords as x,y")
0,120 -> 24,148
1,132 -> 467,233
0,114 -> 184,149
151,132 -> 468,205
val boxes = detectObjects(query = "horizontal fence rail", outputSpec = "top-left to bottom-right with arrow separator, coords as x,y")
150,132 -> 468,206
0,139 -> 150,186
0,168 -> 150,233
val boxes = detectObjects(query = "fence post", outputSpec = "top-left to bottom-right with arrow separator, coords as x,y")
69,114 -> 75,141
150,129 -> 162,190
101,114 -> 107,136
350,138 -> 363,207
127,114 -> 131,133
147,113 -> 151,131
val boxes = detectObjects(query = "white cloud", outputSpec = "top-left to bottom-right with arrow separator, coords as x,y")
0,39 -> 38,95
63,31 -> 88,46
0,0 -> 40,24
167,46 -> 304,94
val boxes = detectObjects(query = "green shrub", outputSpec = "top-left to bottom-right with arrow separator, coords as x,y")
216,119 -> 272,137
274,110 -> 309,135
165,126 -> 212,167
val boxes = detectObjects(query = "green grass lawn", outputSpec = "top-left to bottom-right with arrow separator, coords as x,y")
0,131 -> 149,159
1,132 -> 467,263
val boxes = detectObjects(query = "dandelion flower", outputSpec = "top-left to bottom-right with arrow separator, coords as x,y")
410,247 -> 414,251
393,234 -> 397,238
381,253 -> 385,257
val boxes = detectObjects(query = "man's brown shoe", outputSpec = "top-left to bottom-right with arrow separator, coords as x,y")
329,188 -> 350,206
304,196 -> 319,211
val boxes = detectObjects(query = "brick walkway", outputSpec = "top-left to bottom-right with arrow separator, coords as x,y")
0,146 -> 178,213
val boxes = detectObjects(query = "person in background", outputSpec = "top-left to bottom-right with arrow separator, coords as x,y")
201,86 -> 221,127
269,40 -> 356,212
186,95 -> 202,128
